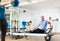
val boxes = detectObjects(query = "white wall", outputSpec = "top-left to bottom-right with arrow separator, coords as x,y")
11,7 -> 60,32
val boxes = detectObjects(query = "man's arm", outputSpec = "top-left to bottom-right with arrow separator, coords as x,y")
5,5 -> 11,8
0,0 -> 14,6
32,25 -> 39,30
32,22 -> 40,30
48,22 -> 52,29
0,2 -> 11,6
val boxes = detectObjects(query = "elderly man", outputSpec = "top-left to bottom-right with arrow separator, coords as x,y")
30,16 -> 52,33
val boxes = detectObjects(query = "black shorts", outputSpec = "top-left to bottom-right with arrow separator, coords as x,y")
30,29 -> 45,33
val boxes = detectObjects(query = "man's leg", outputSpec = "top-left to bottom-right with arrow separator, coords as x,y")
1,20 -> 7,41
38,29 -> 45,33
30,29 -> 45,33
30,29 -> 40,33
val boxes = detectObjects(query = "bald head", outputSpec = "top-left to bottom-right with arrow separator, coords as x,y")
41,16 -> 45,21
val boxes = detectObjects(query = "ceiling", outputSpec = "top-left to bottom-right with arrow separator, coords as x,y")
5,0 -> 60,13
19,0 -> 60,10
2,0 -> 48,2
3,0 -> 60,8
3,0 -> 49,7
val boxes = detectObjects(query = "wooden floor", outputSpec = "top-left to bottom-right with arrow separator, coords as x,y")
5,34 -> 60,41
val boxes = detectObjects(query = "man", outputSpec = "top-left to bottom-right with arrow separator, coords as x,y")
30,16 -> 52,33
0,0 -> 14,41
26,21 -> 32,31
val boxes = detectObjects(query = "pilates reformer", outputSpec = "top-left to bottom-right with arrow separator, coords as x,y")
9,7 -> 54,41
10,28 -> 54,41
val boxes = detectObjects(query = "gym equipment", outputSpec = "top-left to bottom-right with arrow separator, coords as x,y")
7,22 -> 10,28
7,22 -> 10,32
11,0 -> 19,7
10,20 -> 19,39
11,28 -> 54,41
10,21 -> 27,39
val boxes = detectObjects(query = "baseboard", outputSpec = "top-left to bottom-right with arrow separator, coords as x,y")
54,32 -> 60,34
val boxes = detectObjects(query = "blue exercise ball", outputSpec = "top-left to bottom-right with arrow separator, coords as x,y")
11,0 -> 19,7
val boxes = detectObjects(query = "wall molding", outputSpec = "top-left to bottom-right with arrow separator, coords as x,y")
54,32 -> 60,34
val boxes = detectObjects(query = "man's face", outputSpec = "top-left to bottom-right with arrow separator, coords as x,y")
41,16 -> 44,21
